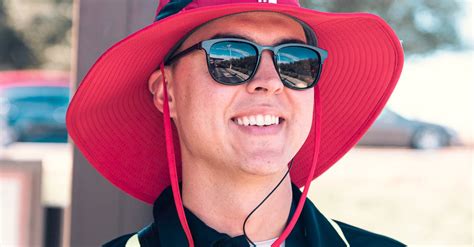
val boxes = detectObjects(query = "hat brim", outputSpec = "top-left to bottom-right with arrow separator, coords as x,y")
66,3 -> 404,204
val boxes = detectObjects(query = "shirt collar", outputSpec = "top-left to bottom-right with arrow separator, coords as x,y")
151,184 -> 346,247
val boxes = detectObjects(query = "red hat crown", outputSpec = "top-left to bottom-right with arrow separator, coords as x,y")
155,0 -> 300,21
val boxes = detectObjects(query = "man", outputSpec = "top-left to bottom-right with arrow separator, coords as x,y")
66,0 -> 405,246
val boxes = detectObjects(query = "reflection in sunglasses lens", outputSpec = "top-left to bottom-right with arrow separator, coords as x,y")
208,41 -> 320,89
208,41 -> 257,84
277,47 -> 319,89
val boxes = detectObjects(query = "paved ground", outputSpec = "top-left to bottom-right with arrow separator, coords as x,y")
308,146 -> 473,246
1,143 -> 472,246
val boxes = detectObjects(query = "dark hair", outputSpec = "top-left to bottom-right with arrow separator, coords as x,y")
298,19 -> 318,46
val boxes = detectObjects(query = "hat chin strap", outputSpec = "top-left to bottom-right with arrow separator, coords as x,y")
272,85 -> 322,247
161,62 -> 322,247
161,63 -> 195,246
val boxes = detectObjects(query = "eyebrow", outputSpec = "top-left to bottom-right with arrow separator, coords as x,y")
210,33 -> 307,46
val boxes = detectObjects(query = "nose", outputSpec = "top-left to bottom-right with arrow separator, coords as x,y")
246,50 -> 284,95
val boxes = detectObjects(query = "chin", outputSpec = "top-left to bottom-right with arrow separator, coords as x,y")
238,157 -> 291,177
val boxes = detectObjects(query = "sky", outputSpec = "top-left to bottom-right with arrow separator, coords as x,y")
459,0 -> 474,47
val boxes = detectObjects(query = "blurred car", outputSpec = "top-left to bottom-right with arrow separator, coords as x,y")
358,108 -> 460,149
0,70 -> 70,146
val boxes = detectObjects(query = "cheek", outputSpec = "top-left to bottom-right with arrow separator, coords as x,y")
293,91 -> 314,137
173,62 -> 211,110
173,75 -> 231,134
173,60 -> 235,121
173,85 -> 235,160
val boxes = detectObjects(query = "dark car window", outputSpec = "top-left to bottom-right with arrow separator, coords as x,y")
12,95 -> 69,105
0,86 -> 70,143
2,86 -> 69,99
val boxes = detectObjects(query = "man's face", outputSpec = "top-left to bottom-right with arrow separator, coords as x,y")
166,12 -> 314,178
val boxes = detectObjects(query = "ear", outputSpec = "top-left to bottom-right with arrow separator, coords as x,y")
148,67 -> 177,118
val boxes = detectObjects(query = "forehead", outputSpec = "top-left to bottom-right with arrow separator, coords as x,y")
180,11 -> 306,48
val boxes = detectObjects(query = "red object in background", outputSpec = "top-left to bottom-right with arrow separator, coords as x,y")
0,70 -> 69,88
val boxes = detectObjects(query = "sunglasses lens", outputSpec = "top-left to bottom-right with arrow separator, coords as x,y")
276,47 -> 320,89
208,41 -> 257,84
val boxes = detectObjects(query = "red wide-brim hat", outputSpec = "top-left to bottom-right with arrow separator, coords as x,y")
66,0 -> 404,204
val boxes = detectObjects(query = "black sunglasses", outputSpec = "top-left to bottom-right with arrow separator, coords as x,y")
165,38 -> 328,90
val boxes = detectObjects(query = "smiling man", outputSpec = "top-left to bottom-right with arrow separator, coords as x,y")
66,0 -> 405,246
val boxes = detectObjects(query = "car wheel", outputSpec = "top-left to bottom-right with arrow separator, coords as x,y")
411,127 -> 447,150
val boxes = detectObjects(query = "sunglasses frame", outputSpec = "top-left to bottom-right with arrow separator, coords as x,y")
165,38 -> 328,90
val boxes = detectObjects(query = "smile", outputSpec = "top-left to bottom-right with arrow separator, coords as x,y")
232,114 -> 284,127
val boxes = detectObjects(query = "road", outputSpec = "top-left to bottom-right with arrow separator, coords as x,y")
308,146 -> 473,246
0,143 -> 471,245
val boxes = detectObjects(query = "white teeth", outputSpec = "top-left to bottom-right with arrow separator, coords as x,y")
249,116 -> 257,125
264,115 -> 272,125
256,115 -> 264,126
243,117 -> 250,126
234,114 -> 281,127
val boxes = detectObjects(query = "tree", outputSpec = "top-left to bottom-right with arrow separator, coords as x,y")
0,0 -> 38,69
301,0 -> 463,56
0,0 -> 465,70
0,0 -> 72,70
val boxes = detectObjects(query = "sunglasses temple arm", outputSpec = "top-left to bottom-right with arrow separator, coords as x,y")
164,43 -> 202,65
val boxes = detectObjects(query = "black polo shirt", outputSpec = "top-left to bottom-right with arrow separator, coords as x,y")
104,184 -> 405,247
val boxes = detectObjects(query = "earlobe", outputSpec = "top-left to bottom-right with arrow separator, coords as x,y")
147,68 -> 176,118
148,70 -> 161,96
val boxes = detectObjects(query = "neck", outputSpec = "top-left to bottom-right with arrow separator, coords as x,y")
181,160 -> 292,242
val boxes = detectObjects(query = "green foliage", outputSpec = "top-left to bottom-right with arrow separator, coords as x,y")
0,0 -> 465,70
0,27 -> 38,69
0,0 -> 72,70
301,0 -> 463,55
0,0 -> 38,69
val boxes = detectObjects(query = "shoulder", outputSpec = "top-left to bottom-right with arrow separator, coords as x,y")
335,220 -> 406,247
102,224 -> 159,247
102,233 -> 136,247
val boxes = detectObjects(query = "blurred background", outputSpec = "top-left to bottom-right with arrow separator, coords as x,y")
0,0 -> 472,246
